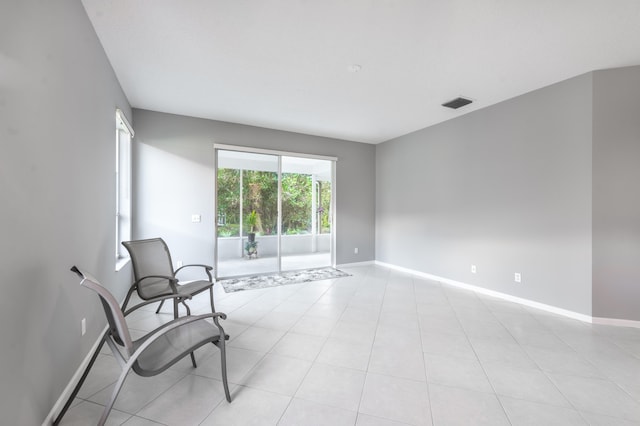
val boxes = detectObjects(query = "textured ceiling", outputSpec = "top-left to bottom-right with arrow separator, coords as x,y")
82,0 -> 640,143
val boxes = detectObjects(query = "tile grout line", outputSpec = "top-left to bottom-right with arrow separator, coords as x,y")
414,274 -> 436,426
446,284 -> 515,425
352,267 -> 387,425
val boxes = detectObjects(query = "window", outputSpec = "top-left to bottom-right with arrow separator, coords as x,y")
115,109 -> 134,270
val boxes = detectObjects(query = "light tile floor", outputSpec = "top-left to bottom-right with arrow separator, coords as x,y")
60,264 -> 640,425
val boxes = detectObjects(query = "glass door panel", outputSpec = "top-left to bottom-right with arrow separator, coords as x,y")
280,156 -> 333,271
216,150 -> 279,278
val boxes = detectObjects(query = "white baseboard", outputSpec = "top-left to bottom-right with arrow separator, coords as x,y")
337,260 -> 375,268
42,325 -> 108,426
374,261 -> 640,328
592,316 -> 640,329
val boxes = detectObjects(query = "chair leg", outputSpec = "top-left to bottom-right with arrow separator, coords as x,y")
98,369 -> 130,426
53,333 -> 107,425
155,299 -> 165,314
182,300 -> 191,316
217,340 -> 232,402
173,298 -> 196,368
209,287 -> 216,313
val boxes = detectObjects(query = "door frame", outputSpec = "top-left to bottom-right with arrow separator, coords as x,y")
213,143 -> 337,279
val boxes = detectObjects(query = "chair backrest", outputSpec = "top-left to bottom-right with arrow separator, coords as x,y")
122,238 -> 175,279
71,266 -> 134,355
122,238 -> 176,299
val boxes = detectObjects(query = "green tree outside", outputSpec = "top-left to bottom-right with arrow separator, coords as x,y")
216,168 -> 331,237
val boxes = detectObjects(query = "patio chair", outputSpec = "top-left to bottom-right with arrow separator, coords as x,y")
121,237 -> 216,318
69,266 -> 231,426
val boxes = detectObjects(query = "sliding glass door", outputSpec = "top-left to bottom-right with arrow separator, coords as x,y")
216,150 -> 279,277
214,146 -> 335,279
280,156 -> 333,271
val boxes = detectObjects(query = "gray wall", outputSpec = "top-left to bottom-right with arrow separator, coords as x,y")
593,66 -> 640,321
131,109 -> 375,269
376,74 -> 594,315
0,1 -> 132,423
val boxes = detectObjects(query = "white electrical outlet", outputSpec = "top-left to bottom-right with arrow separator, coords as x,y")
176,260 -> 183,268
81,318 -> 86,336
191,214 -> 201,223
471,264 -> 477,274
354,247 -> 359,254
514,273 -> 522,283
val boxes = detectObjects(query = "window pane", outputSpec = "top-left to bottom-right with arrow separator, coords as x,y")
281,173 -> 312,235
216,168 -> 240,237
116,111 -> 132,264
242,170 -> 278,236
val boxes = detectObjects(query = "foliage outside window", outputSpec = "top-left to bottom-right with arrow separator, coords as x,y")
243,170 -> 277,235
282,173 -> 311,234
317,181 -> 332,234
216,168 -> 331,237
216,168 -> 240,237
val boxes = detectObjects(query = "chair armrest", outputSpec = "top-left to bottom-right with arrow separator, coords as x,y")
135,275 -> 179,292
123,293 -> 193,316
210,312 -> 227,336
174,264 -> 214,281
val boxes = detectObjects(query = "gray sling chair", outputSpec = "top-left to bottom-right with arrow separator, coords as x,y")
69,266 -> 231,426
53,239 -> 220,425
121,237 -> 216,320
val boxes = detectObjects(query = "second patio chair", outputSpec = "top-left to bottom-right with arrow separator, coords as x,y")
122,238 -> 216,318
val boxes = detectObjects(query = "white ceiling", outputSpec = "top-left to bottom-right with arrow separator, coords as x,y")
82,0 -> 640,144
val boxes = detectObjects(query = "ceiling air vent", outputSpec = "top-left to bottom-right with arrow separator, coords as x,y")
442,97 -> 473,109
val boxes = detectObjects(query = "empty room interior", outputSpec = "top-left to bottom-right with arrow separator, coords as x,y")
3,1 -> 640,425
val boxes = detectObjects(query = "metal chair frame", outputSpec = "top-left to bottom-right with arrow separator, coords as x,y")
121,238 -> 216,319
55,267 -> 231,426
